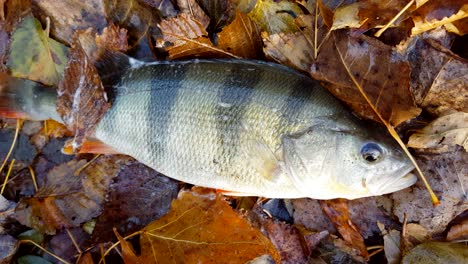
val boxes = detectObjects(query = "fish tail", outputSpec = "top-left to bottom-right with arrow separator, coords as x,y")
0,73 -> 61,121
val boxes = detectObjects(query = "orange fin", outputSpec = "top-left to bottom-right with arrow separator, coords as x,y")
216,189 -> 255,197
0,108 -> 29,119
62,138 -> 120,155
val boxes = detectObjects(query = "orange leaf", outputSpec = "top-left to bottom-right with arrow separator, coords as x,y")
320,199 -> 368,258
135,188 -> 280,263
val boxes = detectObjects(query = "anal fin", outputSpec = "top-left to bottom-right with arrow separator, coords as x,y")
62,138 -> 120,155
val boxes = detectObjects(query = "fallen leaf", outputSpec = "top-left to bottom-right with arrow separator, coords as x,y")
248,207 -> 308,263
139,0 -> 179,17
382,228 -> 401,264
402,223 -> 430,253
402,241 -> 468,264
56,32 -> 110,151
217,11 -> 263,59
7,15 -> 68,86
95,24 -> 129,53
92,161 -> 179,243
47,228 -> 89,263
31,0 -> 107,44
247,0 -> 303,34
17,255 -> 52,264
388,147 -> 468,235
319,199 -> 368,258
14,156 -> 131,234
156,13 -> 241,59
0,195 -> 16,234
408,112 -> 468,152
411,1 -> 468,36
42,120 -> 73,138
176,0 -> 210,28
0,234 -> 19,264
77,252 -> 94,264
121,188 -> 280,263
310,31 -> 421,126
447,219 -> 468,241
444,17 -> 468,35
292,199 -> 337,234
196,0 -> 236,34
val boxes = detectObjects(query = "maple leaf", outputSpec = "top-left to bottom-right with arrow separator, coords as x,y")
115,188 -> 280,263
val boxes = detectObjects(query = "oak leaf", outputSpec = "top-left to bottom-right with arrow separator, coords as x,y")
119,188 -> 280,263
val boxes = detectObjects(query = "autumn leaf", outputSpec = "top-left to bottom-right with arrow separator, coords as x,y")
319,199 -> 368,258
8,15 -> 68,86
411,0 -> 468,36
247,0 -> 303,34
402,241 -> 468,263
56,32 -> 110,151
118,188 -> 280,263
0,234 -> 19,264
31,0 -> 107,44
310,31 -> 420,126
157,12 -> 262,59
176,0 -> 210,28
408,112 -> 468,152
196,0 -> 236,34
14,156 -> 132,234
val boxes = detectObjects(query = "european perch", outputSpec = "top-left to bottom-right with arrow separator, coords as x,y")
0,57 -> 417,199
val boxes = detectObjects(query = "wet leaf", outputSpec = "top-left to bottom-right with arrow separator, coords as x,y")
319,199 -> 368,258
411,1 -> 468,36
92,161 -> 179,243
310,31 -> 421,126
121,188 -> 280,263
402,241 -> 468,264
56,32 -> 110,151
408,112 -> 468,152
14,156 -> 131,234
247,0 -> 303,34
31,0 -> 107,44
8,15 -> 68,86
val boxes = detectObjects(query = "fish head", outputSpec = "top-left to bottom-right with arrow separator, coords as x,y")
281,116 -> 417,199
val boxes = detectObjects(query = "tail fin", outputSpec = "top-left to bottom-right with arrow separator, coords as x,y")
0,73 -> 61,121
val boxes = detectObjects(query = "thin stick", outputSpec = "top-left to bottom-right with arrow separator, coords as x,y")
336,46 -> 439,205
28,166 -> 39,192
0,159 -> 14,195
66,228 -> 82,254
20,239 -> 71,264
0,119 -> 21,176
74,154 -> 101,176
375,0 -> 415,37
99,230 -> 142,264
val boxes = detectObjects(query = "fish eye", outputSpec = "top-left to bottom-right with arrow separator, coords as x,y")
361,143 -> 383,163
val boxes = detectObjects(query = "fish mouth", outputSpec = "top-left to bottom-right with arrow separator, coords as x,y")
369,165 -> 417,195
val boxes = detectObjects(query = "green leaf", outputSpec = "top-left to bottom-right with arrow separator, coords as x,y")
8,15 -> 68,86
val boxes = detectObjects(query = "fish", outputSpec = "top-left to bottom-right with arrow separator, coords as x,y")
0,57 -> 417,199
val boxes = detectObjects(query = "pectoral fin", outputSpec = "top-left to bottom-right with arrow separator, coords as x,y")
62,138 -> 120,155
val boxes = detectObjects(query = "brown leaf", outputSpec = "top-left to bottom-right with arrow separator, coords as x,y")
92,161 -> 179,243
319,199 -> 368,258
95,24 -> 129,52
357,0 -> 413,31
156,13 -> 239,59
196,0 -> 236,34
125,188 -> 280,263
217,11 -> 263,59
176,0 -> 210,28
77,252 -> 95,264
411,0 -> 468,36
388,148 -> 468,236
31,0 -> 107,44
402,241 -> 468,264
310,31 -> 421,126
447,216 -> 468,241
14,156 -> 131,234
247,0 -> 303,34
57,33 -> 110,151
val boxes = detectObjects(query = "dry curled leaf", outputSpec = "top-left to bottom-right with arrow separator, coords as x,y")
57,33 -> 110,151
408,112 -> 468,152
14,156 -> 131,234
319,199 -> 368,258
310,31 -> 421,126
119,188 -> 280,263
